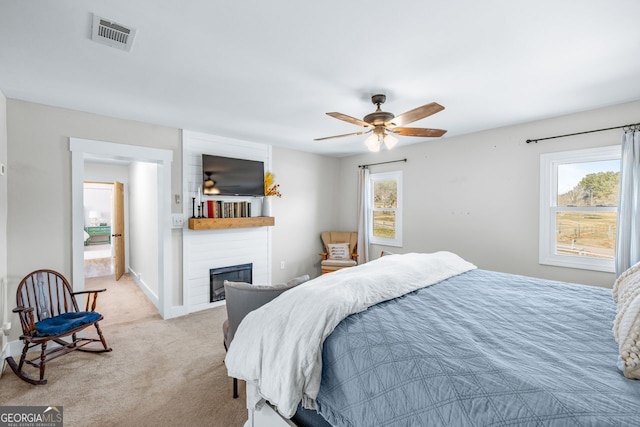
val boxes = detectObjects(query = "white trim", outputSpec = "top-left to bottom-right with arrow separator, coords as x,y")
69,138 -> 177,319
539,145 -> 620,273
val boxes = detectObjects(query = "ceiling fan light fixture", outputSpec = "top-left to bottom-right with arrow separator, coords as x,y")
365,134 -> 380,152
383,133 -> 398,149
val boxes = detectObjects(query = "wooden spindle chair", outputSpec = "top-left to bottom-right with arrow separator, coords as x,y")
5,269 -> 112,385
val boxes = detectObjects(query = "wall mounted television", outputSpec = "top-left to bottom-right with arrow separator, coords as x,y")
202,154 -> 265,196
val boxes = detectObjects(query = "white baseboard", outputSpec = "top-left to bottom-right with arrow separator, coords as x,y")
2,339 -> 23,359
128,267 -> 159,308
1,340 -> 9,361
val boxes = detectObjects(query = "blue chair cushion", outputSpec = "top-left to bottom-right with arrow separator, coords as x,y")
35,311 -> 102,337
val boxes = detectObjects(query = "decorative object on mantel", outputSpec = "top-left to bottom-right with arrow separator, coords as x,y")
262,197 -> 272,217
195,185 -> 203,218
262,171 -> 281,217
264,172 -> 281,198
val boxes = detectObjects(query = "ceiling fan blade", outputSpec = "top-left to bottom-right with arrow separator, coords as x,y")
326,112 -> 373,128
314,130 -> 368,141
391,127 -> 447,137
386,102 -> 444,127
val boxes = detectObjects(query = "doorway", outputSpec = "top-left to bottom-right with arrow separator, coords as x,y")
83,182 -> 115,279
70,138 -> 175,319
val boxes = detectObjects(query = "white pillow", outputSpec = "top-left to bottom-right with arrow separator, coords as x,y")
613,262 -> 640,343
616,292 -> 640,379
613,261 -> 640,304
327,243 -> 350,260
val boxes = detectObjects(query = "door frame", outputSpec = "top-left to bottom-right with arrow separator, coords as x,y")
70,138 -> 174,319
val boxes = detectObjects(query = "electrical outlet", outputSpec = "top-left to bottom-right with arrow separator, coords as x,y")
2,322 -> 11,336
280,261 -> 285,270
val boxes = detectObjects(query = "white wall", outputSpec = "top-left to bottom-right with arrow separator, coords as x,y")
84,183 -> 112,227
271,146 -> 341,282
0,89 -> 8,355
129,161 -> 159,301
337,100 -> 640,288
5,100 -> 181,341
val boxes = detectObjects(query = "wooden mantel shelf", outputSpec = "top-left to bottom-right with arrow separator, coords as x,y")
188,217 -> 275,230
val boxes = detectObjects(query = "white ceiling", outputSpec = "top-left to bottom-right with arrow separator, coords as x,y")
1,1 -> 639,157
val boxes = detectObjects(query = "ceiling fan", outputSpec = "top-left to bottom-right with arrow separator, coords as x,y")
315,94 -> 447,152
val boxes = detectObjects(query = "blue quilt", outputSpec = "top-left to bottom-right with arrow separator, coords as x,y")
315,269 -> 640,426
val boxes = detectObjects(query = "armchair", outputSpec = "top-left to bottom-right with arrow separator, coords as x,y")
320,231 -> 358,274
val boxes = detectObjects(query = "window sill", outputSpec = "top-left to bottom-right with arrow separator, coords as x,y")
539,254 -> 614,273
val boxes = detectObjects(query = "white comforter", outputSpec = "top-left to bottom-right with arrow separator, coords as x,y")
224,251 -> 476,418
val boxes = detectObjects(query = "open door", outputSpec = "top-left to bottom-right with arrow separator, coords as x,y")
113,181 -> 125,281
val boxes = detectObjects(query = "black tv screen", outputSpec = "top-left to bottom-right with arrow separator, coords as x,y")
202,154 -> 265,196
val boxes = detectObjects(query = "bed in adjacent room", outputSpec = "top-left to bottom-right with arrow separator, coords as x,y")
225,252 -> 640,427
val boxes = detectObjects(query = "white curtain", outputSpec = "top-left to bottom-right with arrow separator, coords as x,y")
616,129 -> 640,276
357,167 -> 370,264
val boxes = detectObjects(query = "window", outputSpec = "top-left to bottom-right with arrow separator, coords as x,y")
369,171 -> 403,247
540,146 -> 620,272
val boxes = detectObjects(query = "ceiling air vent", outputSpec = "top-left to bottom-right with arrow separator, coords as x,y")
91,14 -> 137,52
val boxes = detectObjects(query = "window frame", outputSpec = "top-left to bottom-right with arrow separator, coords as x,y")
539,145 -> 620,273
369,170 -> 403,247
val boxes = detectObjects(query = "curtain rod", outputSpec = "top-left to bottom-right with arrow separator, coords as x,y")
358,158 -> 407,169
526,122 -> 640,144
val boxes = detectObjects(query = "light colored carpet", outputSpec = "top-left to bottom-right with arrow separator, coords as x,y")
84,244 -> 112,260
0,274 -> 247,427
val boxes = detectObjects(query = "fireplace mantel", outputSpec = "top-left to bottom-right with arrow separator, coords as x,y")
188,217 -> 275,230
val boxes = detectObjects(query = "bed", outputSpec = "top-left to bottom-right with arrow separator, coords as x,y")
225,252 -> 640,427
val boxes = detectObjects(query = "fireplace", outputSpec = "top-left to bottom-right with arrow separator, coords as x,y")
210,263 -> 253,302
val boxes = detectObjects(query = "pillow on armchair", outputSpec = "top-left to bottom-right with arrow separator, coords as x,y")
320,231 -> 358,274
327,243 -> 350,260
